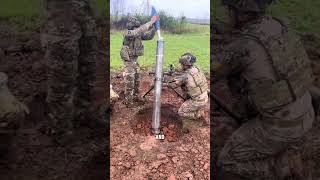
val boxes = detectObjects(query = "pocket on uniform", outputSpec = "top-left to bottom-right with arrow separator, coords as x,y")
120,46 -> 130,61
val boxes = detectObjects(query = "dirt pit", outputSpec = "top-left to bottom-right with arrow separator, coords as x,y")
131,103 -> 183,142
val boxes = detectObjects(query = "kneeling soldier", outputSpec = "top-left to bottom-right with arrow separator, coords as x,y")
167,53 -> 209,126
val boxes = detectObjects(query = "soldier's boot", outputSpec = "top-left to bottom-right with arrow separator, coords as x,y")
196,110 -> 210,126
181,117 -> 195,134
74,100 -> 106,130
47,115 -> 75,146
46,101 -> 75,146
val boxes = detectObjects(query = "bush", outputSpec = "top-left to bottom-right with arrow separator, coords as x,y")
111,12 -> 194,34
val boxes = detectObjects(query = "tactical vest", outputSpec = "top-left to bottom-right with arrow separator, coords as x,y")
187,67 -> 208,98
121,31 -> 144,59
242,17 -> 314,111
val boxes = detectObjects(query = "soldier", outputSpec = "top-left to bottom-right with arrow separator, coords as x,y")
213,0 -> 320,179
42,0 -> 100,144
120,16 -> 159,106
167,53 -> 209,126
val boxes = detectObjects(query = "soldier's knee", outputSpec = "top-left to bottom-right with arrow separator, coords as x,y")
218,145 -> 235,168
178,107 -> 186,117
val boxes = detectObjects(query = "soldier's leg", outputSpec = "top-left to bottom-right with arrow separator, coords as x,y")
123,61 -> 136,104
44,1 -> 81,137
178,100 -> 207,131
218,120 -> 290,179
178,99 -> 207,120
46,40 -> 80,136
133,60 -> 141,99
75,6 -> 98,122
178,100 -> 198,119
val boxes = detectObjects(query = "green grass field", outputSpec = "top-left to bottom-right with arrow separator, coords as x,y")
0,0 -> 107,33
213,0 -> 320,35
110,25 -> 210,72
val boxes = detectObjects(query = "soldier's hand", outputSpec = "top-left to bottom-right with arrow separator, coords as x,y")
166,82 -> 176,89
151,16 -> 159,24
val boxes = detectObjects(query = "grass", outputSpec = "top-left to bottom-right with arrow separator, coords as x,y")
213,0 -> 320,35
268,0 -> 320,34
110,24 -> 210,72
0,0 -> 107,33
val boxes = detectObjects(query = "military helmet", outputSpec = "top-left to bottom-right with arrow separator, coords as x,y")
179,53 -> 197,66
222,0 -> 273,13
126,16 -> 141,30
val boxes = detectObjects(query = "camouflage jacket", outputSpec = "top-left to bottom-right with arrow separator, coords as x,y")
169,67 -> 208,101
212,15 -> 314,137
120,21 -> 156,61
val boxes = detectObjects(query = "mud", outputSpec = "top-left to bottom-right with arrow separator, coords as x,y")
131,103 -> 183,142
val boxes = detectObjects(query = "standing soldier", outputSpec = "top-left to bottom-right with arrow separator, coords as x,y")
120,16 -> 159,106
42,0 -> 100,144
167,53 -> 209,126
213,0 -> 320,179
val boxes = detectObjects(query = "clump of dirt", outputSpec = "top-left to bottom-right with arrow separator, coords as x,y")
131,103 -> 183,142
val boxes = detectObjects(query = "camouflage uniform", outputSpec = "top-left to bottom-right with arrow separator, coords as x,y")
120,18 -> 156,104
41,0 -> 97,135
213,14 -> 315,179
168,55 -> 208,122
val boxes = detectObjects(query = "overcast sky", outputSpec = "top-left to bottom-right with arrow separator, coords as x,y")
112,0 -> 210,19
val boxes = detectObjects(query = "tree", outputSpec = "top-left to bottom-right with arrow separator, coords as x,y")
110,0 -> 126,20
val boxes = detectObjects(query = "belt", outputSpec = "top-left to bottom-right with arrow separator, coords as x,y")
263,117 -> 303,128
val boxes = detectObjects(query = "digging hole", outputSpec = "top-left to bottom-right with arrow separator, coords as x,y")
131,103 -> 183,142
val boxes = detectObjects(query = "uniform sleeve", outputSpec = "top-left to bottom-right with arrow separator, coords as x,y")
212,38 -> 249,80
167,73 -> 188,88
125,21 -> 154,39
141,25 -> 156,40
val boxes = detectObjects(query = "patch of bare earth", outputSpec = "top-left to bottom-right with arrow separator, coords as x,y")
111,71 -> 210,179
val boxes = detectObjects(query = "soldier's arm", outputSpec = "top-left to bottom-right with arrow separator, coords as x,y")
141,25 -> 156,40
125,21 -> 154,39
167,74 -> 187,89
212,38 -> 248,81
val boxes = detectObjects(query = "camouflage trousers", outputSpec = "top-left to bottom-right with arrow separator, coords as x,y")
178,96 -> 208,120
123,58 -> 140,104
218,109 -> 314,179
43,0 -> 97,135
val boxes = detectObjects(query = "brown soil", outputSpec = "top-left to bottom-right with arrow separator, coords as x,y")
0,23 -> 108,179
131,103 -> 183,142
110,71 -> 210,179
